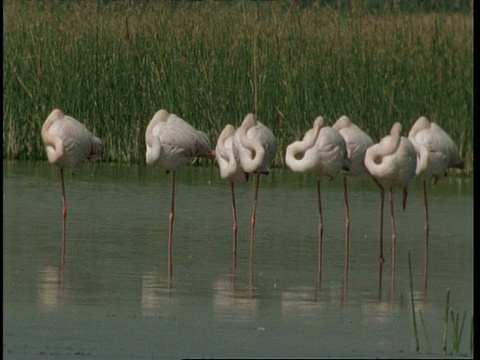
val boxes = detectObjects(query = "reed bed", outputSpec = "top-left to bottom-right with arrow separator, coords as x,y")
3,0 -> 473,173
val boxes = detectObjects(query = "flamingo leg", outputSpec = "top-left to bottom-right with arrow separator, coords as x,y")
402,187 -> 409,211
317,178 -> 324,290
389,187 -> 396,299
59,265 -> 65,299
370,175 -> 385,265
60,168 -> 67,269
168,171 -> 176,279
423,179 -> 430,293
378,259 -> 384,302
343,176 -> 350,293
249,173 -> 260,288
231,181 -> 238,275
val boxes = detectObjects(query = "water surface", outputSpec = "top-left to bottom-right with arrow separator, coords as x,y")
3,161 -> 473,359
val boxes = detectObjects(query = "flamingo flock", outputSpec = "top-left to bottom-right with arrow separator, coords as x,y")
41,109 -> 464,290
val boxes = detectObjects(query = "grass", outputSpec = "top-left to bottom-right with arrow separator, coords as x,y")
409,272 -> 473,357
450,307 -> 468,355
418,310 -> 432,352
443,288 -> 450,353
3,0 -> 473,173
443,289 -> 472,356
408,250 -> 420,353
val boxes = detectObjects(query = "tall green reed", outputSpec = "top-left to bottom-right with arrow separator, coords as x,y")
410,270 -> 472,356
408,250 -> 420,353
4,1 -> 473,171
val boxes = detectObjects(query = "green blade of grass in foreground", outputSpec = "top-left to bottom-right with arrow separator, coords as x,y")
408,250 -> 420,353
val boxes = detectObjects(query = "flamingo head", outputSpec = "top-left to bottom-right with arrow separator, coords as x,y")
200,149 -> 216,160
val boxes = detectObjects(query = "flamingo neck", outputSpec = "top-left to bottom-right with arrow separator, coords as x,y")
285,140 -> 315,173
238,119 -> 265,173
414,145 -> 429,176
240,139 -> 265,173
146,136 -> 161,165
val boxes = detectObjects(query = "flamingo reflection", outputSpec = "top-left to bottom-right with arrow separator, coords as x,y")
212,276 -> 259,323
37,266 -> 65,309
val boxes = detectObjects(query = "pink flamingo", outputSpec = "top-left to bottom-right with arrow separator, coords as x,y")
232,113 -> 277,287
145,109 -> 215,279
41,109 -> 104,267
364,122 -> 417,295
285,116 -> 350,289
408,116 -> 464,290
333,115 -> 386,289
215,124 -> 248,274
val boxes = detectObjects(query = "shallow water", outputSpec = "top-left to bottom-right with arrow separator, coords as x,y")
3,160 -> 473,359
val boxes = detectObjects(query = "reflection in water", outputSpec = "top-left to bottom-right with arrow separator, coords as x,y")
361,288 -> 426,324
342,237 -> 349,303
378,263 -> 384,303
4,163 -> 472,358
141,272 -> 174,317
410,290 -> 427,313
359,297 -> 401,353
281,286 -> 324,319
37,266 -> 65,309
282,282 -> 359,319
212,276 -> 259,323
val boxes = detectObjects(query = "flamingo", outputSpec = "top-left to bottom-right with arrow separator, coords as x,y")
285,116 -> 350,288
232,113 -> 277,287
41,108 -> 104,267
364,122 -> 417,295
215,124 -> 248,274
145,109 -> 215,279
333,115 -> 385,289
408,116 -> 464,290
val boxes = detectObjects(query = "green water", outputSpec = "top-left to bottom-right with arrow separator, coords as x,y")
3,161 -> 473,359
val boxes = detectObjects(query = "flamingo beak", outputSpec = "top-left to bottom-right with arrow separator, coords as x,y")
202,149 -> 216,160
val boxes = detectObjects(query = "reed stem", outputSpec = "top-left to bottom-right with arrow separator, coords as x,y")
443,289 -> 450,354
419,310 -> 431,352
470,315 -> 474,357
450,308 -> 458,353
408,250 -> 420,352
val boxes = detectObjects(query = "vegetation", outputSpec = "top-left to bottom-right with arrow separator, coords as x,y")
3,0 -> 473,173
410,254 -> 473,357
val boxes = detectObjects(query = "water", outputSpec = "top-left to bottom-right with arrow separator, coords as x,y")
3,160 -> 473,359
